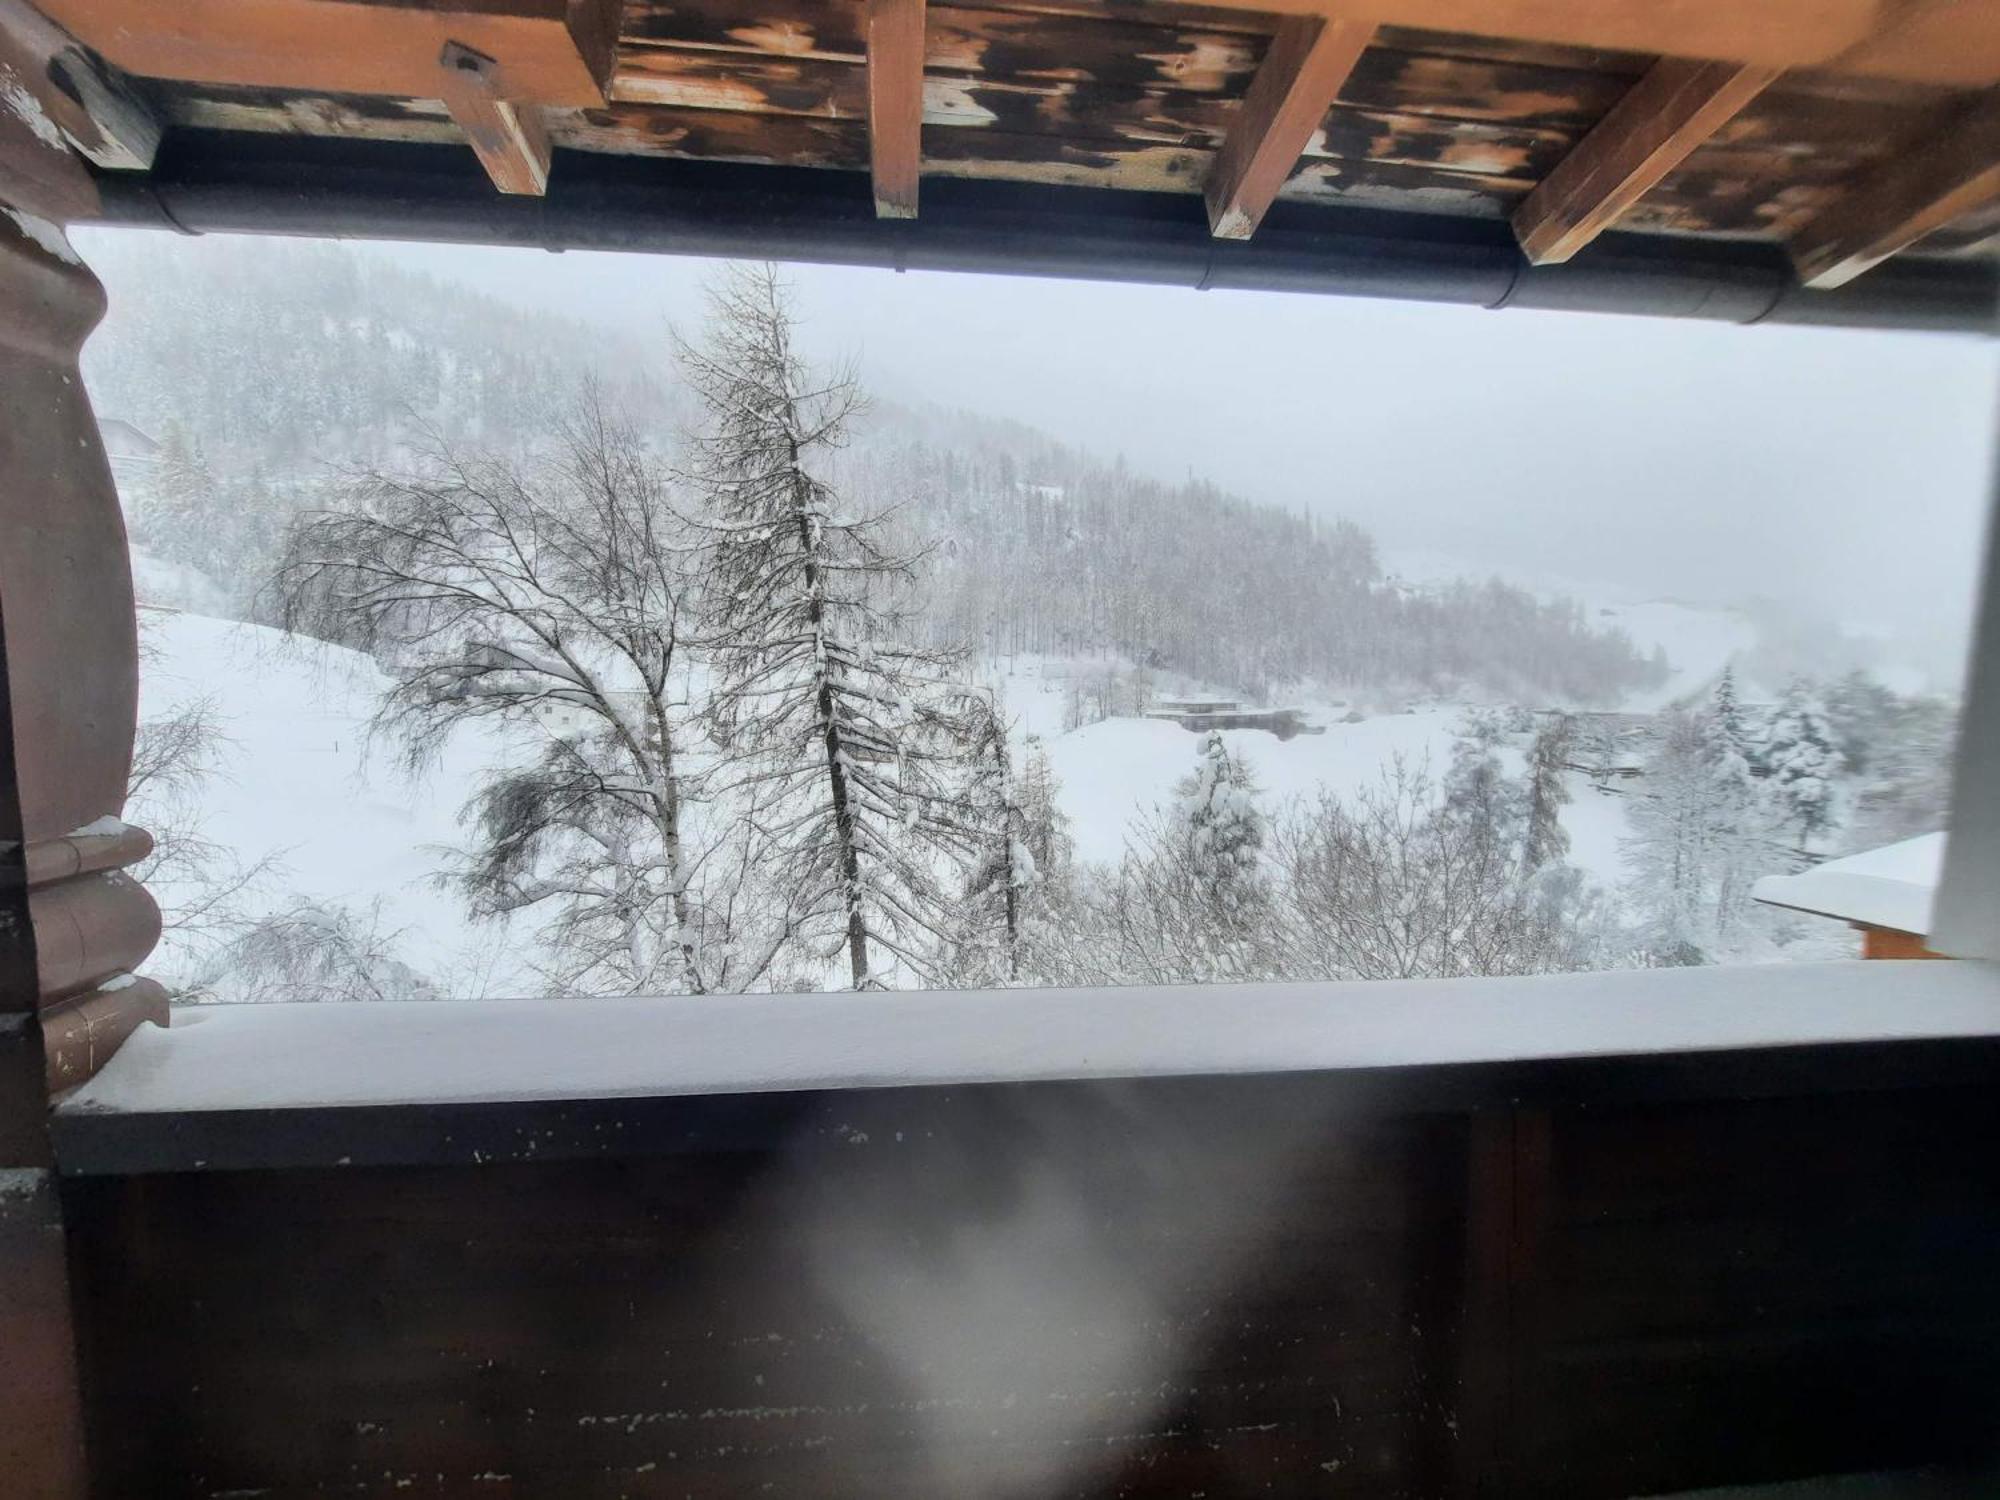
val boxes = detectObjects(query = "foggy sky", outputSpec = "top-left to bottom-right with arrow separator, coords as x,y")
118,231 -> 2000,683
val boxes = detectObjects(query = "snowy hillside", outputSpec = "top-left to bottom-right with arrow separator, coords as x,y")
135,614 -> 1665,1001
136,609 -> 543,999
1579,600 -> 1759,710
995,657 -> 1633,885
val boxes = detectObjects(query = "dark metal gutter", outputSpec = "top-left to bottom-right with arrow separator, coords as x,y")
88,132 -> 2000,335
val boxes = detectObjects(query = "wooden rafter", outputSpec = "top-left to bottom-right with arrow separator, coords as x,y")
1513,60 -> 1780,266
865,0 -> 925,218
0,0 -> 159,172
1791,90 -> 2000,288
437,41 -> 552,195
1168,0 -> 2000,86
1205,15 -> 1372,240
33,0 -> 618,105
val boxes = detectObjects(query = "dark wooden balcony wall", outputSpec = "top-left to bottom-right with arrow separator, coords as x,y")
58,1051 -> 2000,1499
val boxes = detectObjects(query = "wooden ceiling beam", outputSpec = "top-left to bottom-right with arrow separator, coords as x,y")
0,0 -> 159,172
865,0 -> 925,218
33,0 -> 619,106
1791,90 -> 2000,288
1163,0 -> 2000,86
1512,60 -> 1779,266
1205,15 -> 1371,240
436,41 -> 550,196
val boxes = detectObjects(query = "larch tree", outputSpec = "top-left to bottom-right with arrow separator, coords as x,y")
1015,735 -> 1073,888
677,265 -> 981,990
1444,713 -> 1526,857
1522,714 -> 1575,869
953,691 -> 1031,984
276,387 -> 746,997
1620,710 -> 1719,965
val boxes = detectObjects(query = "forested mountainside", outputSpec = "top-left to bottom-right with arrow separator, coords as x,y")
84,236 -> 1661,705
870,442 -> 1667,700
81,236 -> 666,466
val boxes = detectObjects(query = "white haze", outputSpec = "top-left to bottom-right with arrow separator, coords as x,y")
77,229 -> 2000,688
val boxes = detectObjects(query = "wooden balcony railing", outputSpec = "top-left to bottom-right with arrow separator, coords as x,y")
47,962 -> 2000,1498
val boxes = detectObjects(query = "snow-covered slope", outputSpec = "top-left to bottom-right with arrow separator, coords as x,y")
994,657 -> 1634,887
139,617 -> 1650,1002
1592,599 -> 1759,710
137,608 -> 540,997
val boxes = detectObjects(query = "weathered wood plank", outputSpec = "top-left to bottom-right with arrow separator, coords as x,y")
437,40 -> 554,194
613,42 -> 1582,181
1832,0 -> 2000,89
35,0 -> 620,107
865,0 -> 924,215
1790,89 -> 2000,287
1158,0 -> 1991,84
0,0 -> 161,171
167,81 -> 1940,244
1205,15 -> 1372,237
1514,59 -> 1780,264
70,1101 -> 1465,1497
618,15 -> 1646,129
40,978 -> 168,1094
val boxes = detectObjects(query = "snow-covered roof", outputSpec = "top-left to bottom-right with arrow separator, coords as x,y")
1752,833 -> 1947,936
98,418 -> 160,456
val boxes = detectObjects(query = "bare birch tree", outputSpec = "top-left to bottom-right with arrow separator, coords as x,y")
678,266 -> 981,989
275,387 -> 752,995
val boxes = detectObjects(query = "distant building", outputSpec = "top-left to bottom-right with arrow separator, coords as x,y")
523,689 -> 660,742
1146,698 -> 1324,741
99,419 -> 160,466
1752,832 -> 1949,959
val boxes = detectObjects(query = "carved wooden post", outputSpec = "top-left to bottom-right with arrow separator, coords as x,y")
2,8 -> 166,1491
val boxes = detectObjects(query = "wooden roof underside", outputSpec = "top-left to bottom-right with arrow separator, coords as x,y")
13,0 -> 2000,298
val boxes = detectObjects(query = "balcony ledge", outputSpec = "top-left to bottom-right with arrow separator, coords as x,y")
52,960 -> 2000,1176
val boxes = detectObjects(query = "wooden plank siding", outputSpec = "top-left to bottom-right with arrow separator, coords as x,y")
62,1074 -> 2000,1498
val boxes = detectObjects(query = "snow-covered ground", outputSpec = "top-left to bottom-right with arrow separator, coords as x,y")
137,608 -> 545,997
1592,599 -> 1758,711
132,590 -> 1789,998
1011,691 -> 1629,884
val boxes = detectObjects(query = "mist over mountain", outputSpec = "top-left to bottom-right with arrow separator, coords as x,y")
85,235 -> 1661,706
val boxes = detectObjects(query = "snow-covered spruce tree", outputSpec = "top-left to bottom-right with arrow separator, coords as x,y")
1107,732 -> 1272,982
1174,730 -> 1269,929
1710,665 -> 1761,770
276,387 -> 737,996
1698,675 -> 1780,945
1763,679 -> 1842,853
677,265 -> 982,990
